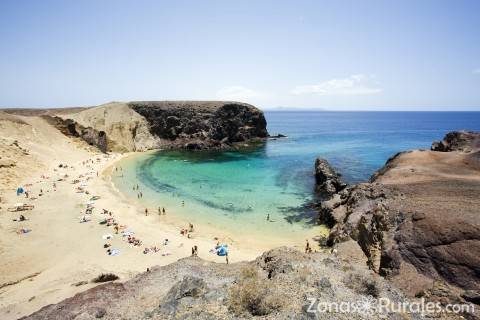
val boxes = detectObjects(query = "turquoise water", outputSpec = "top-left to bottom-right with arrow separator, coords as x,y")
112,111 -> 480,243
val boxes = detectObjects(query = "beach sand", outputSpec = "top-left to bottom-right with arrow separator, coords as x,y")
0,114 -> 319,319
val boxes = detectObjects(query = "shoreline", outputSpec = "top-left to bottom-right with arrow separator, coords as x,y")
106,151 -> 328,253
1,145 -> 307,319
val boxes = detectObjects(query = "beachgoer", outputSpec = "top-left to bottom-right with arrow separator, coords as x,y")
189,223 -> 194,232
158,207 -> 161,215
266,214 -> 270,221
305,240 -> 311,254
145,208 -> 148,216
162,207 -> 166,215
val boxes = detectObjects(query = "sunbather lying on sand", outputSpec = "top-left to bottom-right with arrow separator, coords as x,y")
16,227 -> 31,234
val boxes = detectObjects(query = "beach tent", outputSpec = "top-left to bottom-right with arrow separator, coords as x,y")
16,187 -> 24,195
216,245 -> 228,256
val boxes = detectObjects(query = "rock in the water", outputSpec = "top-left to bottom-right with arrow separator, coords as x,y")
431,130 -> 480,152
314,158 -> 346,197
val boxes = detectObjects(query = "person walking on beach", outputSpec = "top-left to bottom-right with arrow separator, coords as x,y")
266,214 -> 270,221
158,207 -> 161,215
305,240 -> 312,254
191,245 -> 198,257
145,208 -> 148,216
162,207 -> 166,215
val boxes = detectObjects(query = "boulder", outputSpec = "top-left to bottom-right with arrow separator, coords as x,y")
314,158 -> 346,197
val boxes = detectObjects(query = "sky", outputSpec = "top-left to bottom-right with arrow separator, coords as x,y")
0,0 -> 479,110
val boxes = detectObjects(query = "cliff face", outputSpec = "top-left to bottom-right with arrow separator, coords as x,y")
129,101 -> 268,150
51,101 -> 268,152
318,131 -> 480,300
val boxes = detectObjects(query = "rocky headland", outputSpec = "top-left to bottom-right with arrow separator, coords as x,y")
318,131 -> 480,309
32,101 -> 269,153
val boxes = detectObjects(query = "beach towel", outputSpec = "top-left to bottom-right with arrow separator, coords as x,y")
110,249 -> 120,256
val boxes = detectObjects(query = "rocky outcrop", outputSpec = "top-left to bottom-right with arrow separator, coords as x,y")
129,101 -> 268,150
49,101 -> 268,152
320,131 -> 480,300
22,247 -> 416,320
314,158 -> 346,197
43,116 -> 108,152
431,130 -> 480,152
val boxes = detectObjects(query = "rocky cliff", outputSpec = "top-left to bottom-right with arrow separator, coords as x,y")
431,130 -> 480,152
49,101 -> 268,152
129,101 -> 268,150
314,158 -> 347,198
318,131 -> 480,303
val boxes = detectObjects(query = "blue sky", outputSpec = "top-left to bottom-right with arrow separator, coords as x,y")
1,0 -> 479,110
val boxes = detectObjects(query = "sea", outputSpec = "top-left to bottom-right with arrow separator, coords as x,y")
111,111 -> 480,245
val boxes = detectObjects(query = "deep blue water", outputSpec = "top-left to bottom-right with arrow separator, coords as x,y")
265,111 -> 480,183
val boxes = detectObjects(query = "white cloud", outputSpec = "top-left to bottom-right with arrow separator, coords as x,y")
473,68 -> 480,74
290,74 -> 382,96
216,86 -> 264,101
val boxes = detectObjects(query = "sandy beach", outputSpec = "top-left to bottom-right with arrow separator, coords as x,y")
0,115 -> 270,319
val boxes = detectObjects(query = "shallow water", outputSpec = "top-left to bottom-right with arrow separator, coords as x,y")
112,111 -> 480,244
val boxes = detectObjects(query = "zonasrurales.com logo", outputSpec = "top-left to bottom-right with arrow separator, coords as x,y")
355,295 -> 378,317
306,296 -> 475,317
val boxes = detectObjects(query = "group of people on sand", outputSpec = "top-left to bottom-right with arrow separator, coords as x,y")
180,223 -> 194,238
